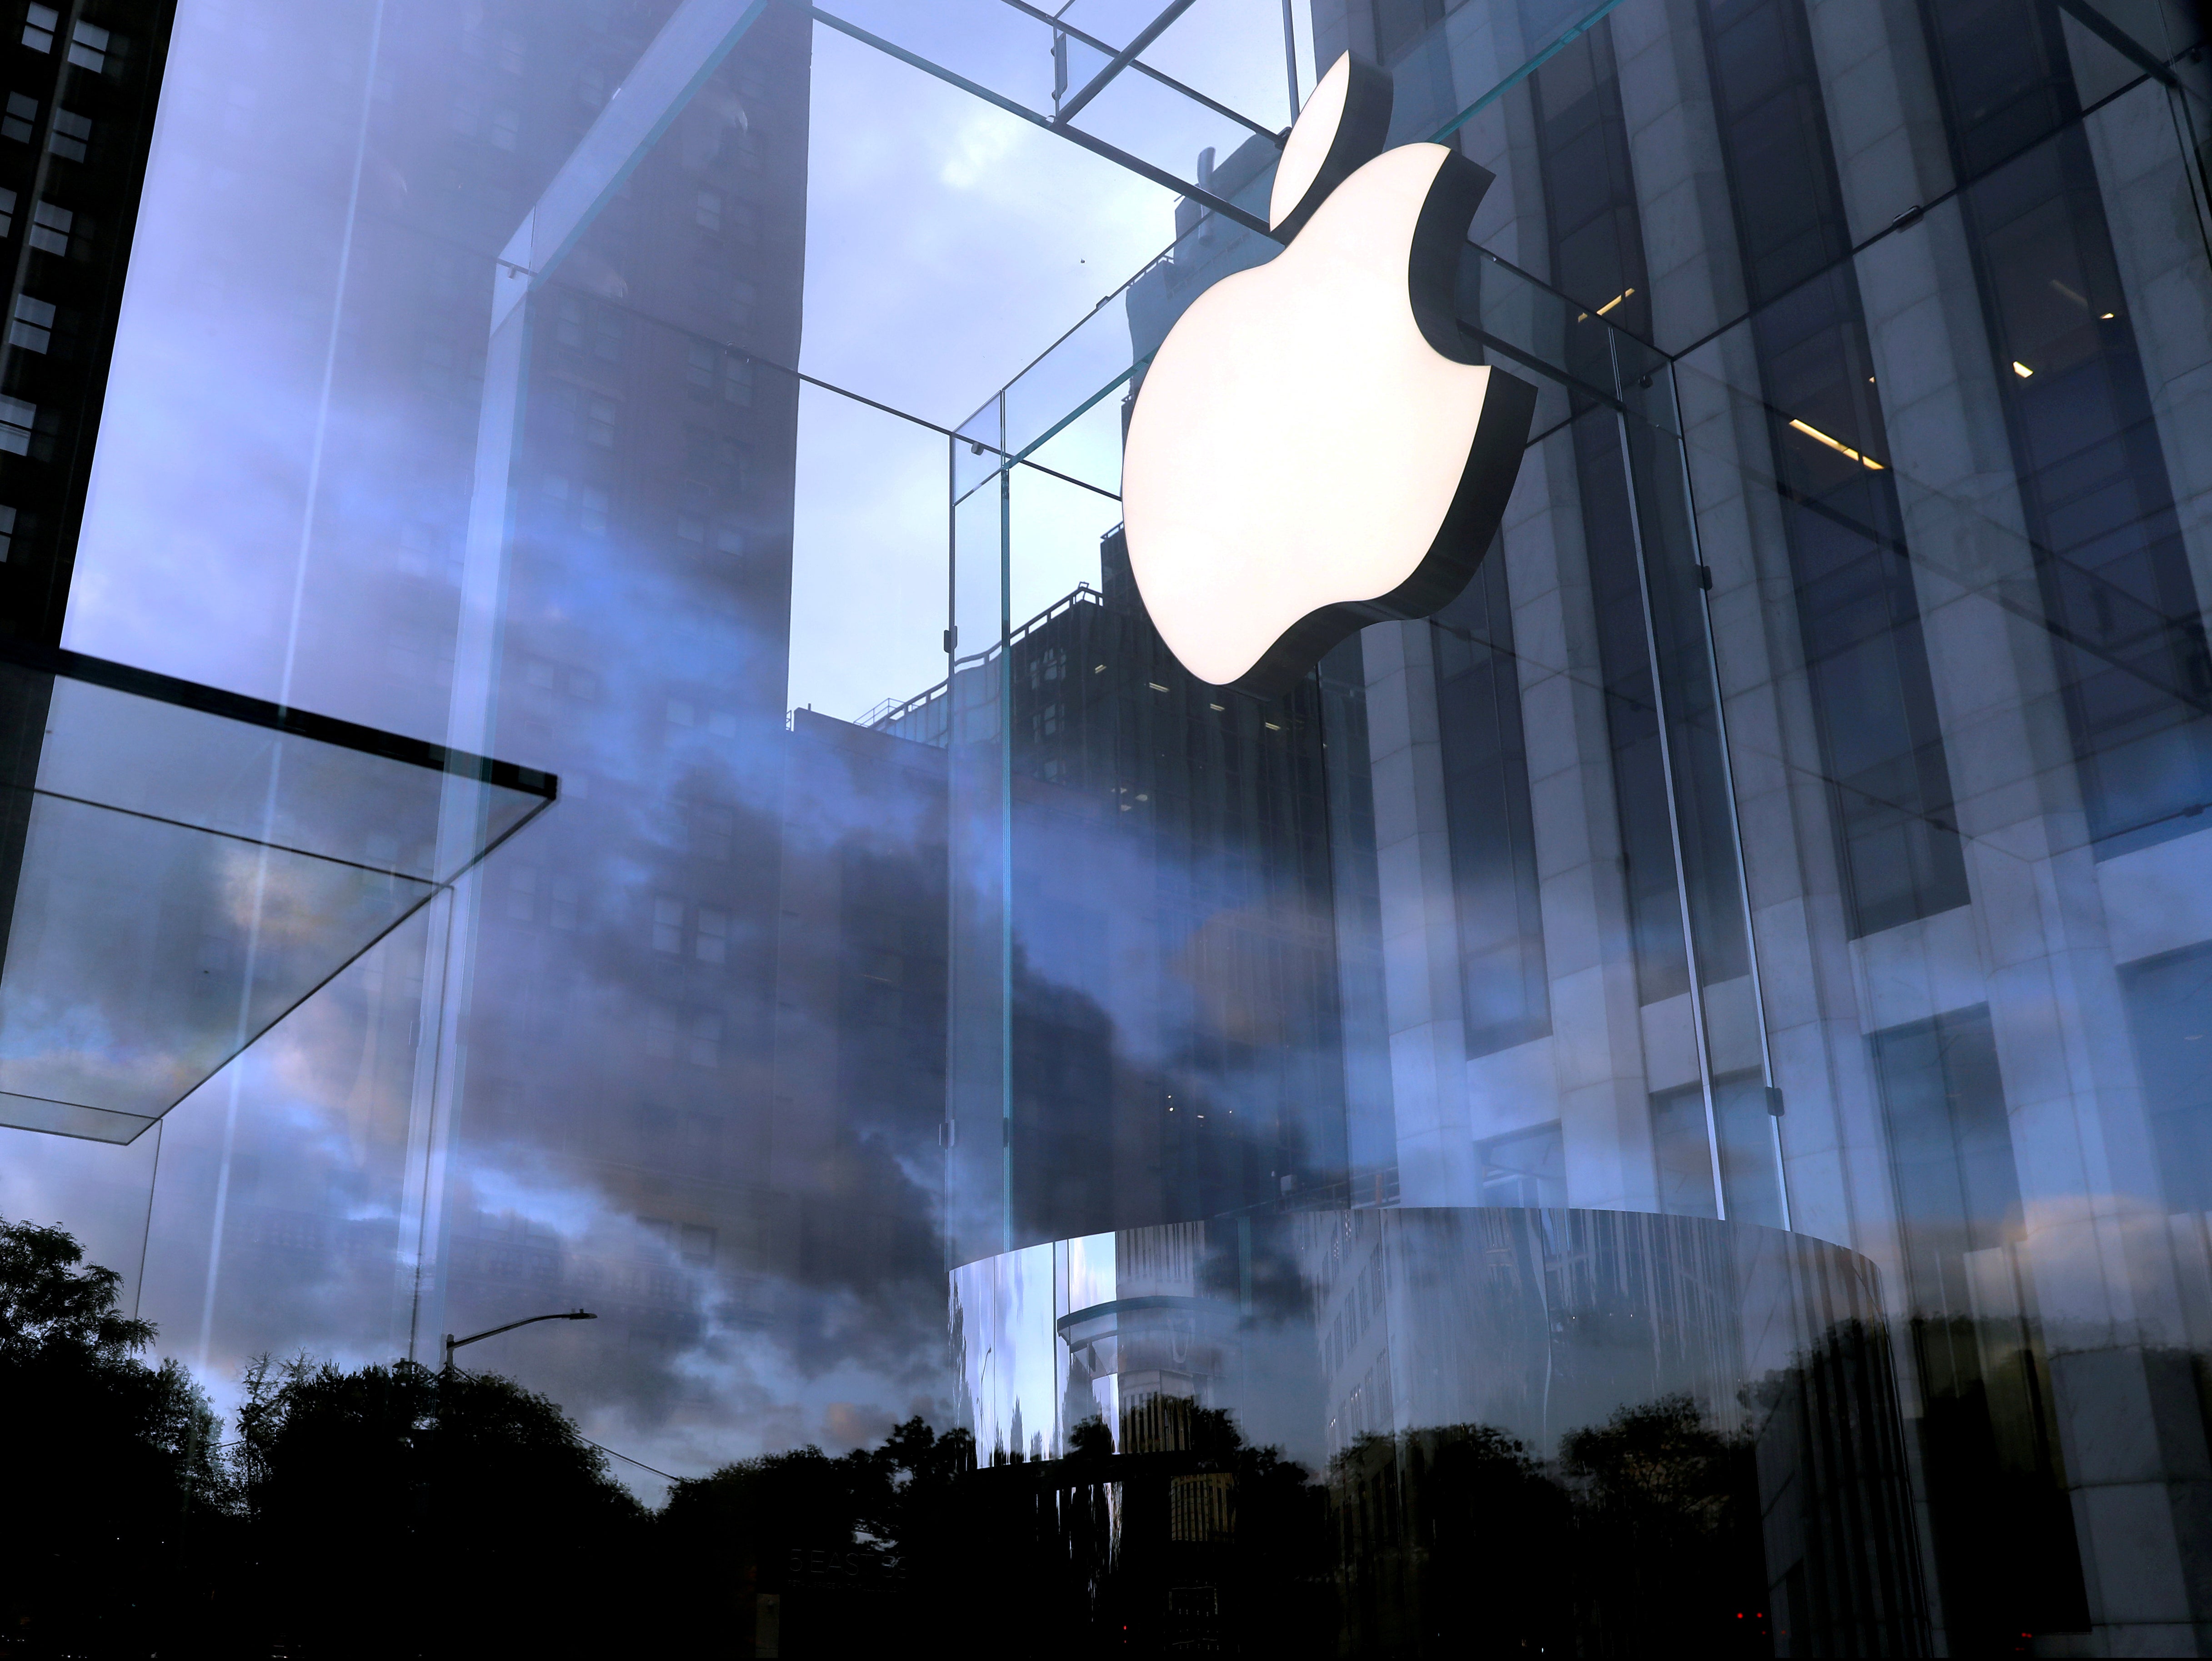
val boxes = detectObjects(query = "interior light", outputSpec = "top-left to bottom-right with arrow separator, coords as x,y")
1595,287 -> 1634,315
1093,663 -> 1105,673
2100,311 -> 2116,320
2013,360 -> 2033,377
1209,702 -> 1226,710
1148,681 -> 1168,692
1788,417 -> 1884,470
1265,721 -> 1282,730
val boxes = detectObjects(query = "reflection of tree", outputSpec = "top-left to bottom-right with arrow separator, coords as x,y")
652,1416 -> 973,1652
1331,1422 -> 1571,1655
237,1355 -> 645,1656
1907,1311 -> 2089,1649
0,1217 -> 225,1656
1330,1399 -> 1770,1658
968,1404 -> 1331,1655
1561,1396 -> 1769,1656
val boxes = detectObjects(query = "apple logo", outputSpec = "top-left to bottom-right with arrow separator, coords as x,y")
1122,53 -> 1538,700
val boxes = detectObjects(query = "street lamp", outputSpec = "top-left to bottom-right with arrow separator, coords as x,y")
442,1308 -> 596,1372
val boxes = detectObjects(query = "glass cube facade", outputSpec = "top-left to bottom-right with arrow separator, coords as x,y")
8,0 -> 2212,1650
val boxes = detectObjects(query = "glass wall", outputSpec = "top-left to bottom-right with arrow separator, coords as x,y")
5,0 -> 2212,1650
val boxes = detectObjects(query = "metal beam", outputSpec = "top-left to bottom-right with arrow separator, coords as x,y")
799,4 -> 1271,236
1054,0 -> 1200,124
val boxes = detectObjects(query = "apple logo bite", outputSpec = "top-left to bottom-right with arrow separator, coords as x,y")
1122,53 -> 1539,700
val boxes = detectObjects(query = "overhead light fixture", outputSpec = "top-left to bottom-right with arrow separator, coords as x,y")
2013,360 -> 2034,378
1788,416 -> 1884,470
1596,287 -> 1634,315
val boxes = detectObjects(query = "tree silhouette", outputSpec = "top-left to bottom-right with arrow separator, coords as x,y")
0,1217 -> 225,1656
234,1355 -> 646,1657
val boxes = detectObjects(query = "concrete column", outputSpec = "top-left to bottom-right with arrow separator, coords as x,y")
1363,616 -> 1477,1204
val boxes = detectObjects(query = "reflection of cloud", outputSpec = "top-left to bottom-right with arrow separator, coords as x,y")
938,109 -> 1021,191
822,1399 -> 893,1446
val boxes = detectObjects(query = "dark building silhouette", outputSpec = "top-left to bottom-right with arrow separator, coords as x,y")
864,525 -> 1351,1265
0,0 -> 172,646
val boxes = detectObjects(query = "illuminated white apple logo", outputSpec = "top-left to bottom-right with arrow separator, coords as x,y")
1122,53 -> 1538,699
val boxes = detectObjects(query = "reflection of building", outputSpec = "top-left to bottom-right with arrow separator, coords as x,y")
878,537 -> 1354,1262
439,0 -> 817,1380
953,1207 -> 1924,1653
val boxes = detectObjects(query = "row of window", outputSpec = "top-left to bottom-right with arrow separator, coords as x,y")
22,5 -> 107,72
3,87 -> 91,157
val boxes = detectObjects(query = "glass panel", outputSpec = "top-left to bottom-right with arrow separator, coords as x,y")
12,0 -> 2212,1650
0,644 -> 548,1140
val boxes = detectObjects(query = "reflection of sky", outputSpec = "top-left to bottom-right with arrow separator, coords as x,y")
0,0 -> 1308,1496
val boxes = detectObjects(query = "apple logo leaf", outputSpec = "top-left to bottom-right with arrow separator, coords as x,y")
1122,52 -> 1540,701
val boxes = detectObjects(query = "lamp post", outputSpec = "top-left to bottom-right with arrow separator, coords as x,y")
441,1308 -> 596,1372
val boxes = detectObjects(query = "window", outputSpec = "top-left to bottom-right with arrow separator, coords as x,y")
2119,942 -> 2212,1213
695,909 -> 728,964
1371,0 -> 1445,62
0,186 -> 13,237
729,277 -> 757,326
687,1013 -> 721,1068
6,295 -> 49,352
0,502 -> 16,561
1435,558 -> 1549,1056
555,294 -> 584,350
690,804 -> 734,860
652,897 -> 684,953
1,395 -> 40,455
645,1008 -> 679,1060
65,19 -> 105,72
489,106 -> 519,150
1870,1001 -> 2087,1640
3,93 -> 35,144
21,4 -> 53,52
679,1223 -> 716,1263
713,519 -> 744,557
1651,1073 -> 1785,1226
1700,0 -> 1968,933
1476,1123 -> 1565,1207
28,199 -> 68,254
686,341 -> 716,389
47,107 -> 87,161
695,189 -> 721,232
676,514 -> 704,545
586,394 -> 616,446
723,357 -> 753,405
728,200 -> 758,244
578,486 -> 608,535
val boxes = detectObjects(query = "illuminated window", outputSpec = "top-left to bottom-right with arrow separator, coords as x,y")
29,199 -> 69,254
48,107 -> 88,161
66,19 -> 105,71
8,295 -> 51,352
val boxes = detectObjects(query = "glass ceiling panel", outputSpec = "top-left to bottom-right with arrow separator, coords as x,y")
0,643 -> 552,1144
